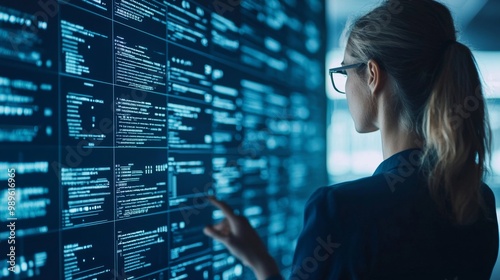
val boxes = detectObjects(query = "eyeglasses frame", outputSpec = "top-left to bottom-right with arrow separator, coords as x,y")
328,62 -> 366,94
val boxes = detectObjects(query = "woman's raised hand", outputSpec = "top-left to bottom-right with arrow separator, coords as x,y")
203,196 -> 280,280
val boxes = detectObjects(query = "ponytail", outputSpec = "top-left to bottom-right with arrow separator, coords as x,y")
421,42 -> 491,225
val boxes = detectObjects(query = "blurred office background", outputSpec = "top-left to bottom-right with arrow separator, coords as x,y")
326,0 -> 500,278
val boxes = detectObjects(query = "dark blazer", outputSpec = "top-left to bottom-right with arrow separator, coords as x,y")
289,148 -> 498,280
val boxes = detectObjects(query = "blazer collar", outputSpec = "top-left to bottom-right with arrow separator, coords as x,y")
373,148 -> 423,176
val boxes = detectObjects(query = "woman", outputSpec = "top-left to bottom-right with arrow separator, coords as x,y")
203,0 -> 499,279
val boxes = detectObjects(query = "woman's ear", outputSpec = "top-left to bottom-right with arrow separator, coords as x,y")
366,59 -> 385,96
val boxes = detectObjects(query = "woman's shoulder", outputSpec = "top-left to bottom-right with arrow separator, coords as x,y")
307,177 -> 497,224
480,182 -> 497,221
481,181 -> 495,202
304,174 -> 403,219
307,173 -> 405,205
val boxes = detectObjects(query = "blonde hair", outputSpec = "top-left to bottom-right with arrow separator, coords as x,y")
346,0 -> 492,225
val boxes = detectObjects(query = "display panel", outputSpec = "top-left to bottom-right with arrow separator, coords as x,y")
0,1 -> 327,279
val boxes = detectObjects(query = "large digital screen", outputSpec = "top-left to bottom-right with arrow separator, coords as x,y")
0,0 -> 327,279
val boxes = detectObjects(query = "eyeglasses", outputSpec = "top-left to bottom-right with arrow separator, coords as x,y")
328,63 -> 365,94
